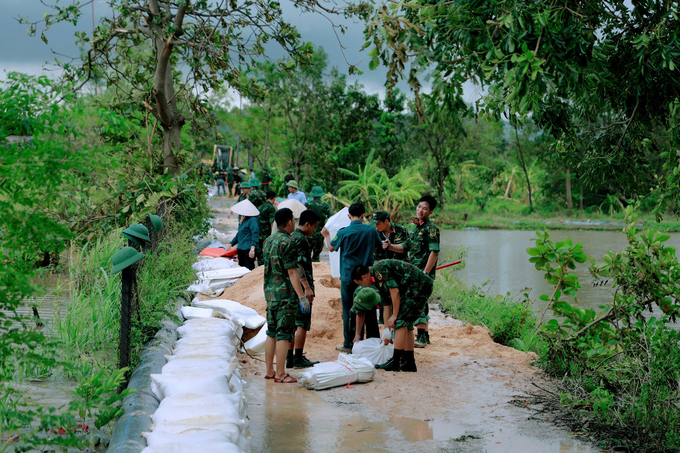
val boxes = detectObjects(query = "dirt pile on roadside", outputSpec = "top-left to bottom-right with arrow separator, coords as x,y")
211,262 -> 534,365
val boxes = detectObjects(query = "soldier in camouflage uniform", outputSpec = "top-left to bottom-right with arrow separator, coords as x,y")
283,170 -> 295,197
372,210 -> 409,262
248,177 -> 266,208
236,181 -> 250,203
384,195 -> 440,347
351,260 -> 433,372
261,167 -> 272,190
232,167 -> 242,195
305,186 -> 334,262
286,209 -> 321,368
263,208 -> 308,383
256,191 -> 277,265
226,166 -> 234,196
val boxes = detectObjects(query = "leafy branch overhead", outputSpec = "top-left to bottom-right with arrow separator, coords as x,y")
21,0 -> 371,174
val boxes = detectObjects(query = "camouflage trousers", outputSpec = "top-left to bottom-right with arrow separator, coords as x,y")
266,298 -> 297,342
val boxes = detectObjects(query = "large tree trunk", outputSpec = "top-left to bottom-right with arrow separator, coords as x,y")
565,167 -> 573,210
512,120 -> 533,209
579,177 -> 584,211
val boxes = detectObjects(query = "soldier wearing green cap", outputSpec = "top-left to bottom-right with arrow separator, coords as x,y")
248,177 -> 266,208
256,191 -> 277,264
351,260 -> 433,372
384,195 -> 440,347
237,181 -> 251,204
261,168 -> 272,189
372,210 -> 409,262
305,186 -> 334,262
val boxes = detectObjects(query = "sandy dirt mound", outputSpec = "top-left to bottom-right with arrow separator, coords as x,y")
217,262 -> 534,365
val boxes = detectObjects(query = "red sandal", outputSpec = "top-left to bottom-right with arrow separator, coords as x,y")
274,374 -> 297,383
264,374 -> 275,380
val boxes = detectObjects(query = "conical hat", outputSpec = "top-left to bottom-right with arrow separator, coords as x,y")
278,198 -> 306,218
231,199 -> 260,217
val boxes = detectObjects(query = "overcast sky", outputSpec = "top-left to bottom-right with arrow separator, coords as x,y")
1,0 -> 481,104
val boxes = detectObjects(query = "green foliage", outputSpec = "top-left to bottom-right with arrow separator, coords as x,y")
529,207 -> 680,450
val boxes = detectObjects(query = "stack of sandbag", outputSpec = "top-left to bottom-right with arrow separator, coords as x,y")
187,264 -> 251,296
192,299 -> 266,342
297,353 -> 376,391
143,317 -> 250,453
192,257 -> 237,273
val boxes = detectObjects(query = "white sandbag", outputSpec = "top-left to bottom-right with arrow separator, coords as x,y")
324,207 -> 351,278
229,374 -> 244,394
242,324 -> 267,355
152,392 -> 246,419
193,299 -> 266,330
178,318 -> 238,338
165,352 -> 239,363
350,338 -> 394,366
161,358 -> 237,379
143,430 -> 240,448
151,374 -> 232,400
198,268 -> 251,281
187,278 -> 239,295
205,227 -> 231,243
297,353 -> 375,391
180,306 -> 214,320
173,344 -> 237,359
152,397 -> 244,429
192,257 -> 237,272
175,336 -> 236,348
141,443 -> 242,453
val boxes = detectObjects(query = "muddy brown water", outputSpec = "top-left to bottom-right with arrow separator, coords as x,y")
440,228 -> 680,319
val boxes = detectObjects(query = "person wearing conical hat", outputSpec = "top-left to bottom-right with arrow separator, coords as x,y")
305,186 -> 334,262
286,180 -> 307,204
228,199 -> 260,270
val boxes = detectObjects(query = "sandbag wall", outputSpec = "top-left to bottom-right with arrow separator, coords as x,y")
142,314 -> 250,453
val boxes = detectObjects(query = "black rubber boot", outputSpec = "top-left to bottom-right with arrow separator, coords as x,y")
294,350 -> 319,368
286,350 -> 294,369
377,349 -> 402,371
424,331 -> 431,345
400,350 -> 417,372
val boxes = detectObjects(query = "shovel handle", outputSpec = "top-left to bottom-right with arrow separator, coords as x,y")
435,260 -> 462,271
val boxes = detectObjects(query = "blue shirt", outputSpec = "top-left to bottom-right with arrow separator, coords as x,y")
230,217 -> 260,250
287,190 -> 307,204
330,220 -> 382,282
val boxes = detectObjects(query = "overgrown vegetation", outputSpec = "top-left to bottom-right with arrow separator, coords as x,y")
527,208 -> 680,451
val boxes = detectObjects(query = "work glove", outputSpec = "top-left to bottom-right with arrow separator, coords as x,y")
299,296 -> 311,313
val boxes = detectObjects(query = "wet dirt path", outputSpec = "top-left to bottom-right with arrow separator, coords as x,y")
208,195 -> 599,453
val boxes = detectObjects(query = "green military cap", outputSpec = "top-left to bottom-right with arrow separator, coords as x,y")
310,186 -> 325,198
287,180 -> 299,189
249,177 -> 261,187
122,223 -> 150,245
240,182 -> 251,189
373,210 -> 390,222
111,247 -> 144,274
148,214 -> 163,233
227,166 -> 233,171
353,286 -> 381,312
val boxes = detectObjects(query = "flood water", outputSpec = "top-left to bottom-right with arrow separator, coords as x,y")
439,229 -> 680,316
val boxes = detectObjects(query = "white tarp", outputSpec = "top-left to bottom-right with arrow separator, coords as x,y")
242,324 -> 267,355
192,257 -> 237,273
180,306 -> 214,320
323,207 -> 350,278
198,268 -> 251,281
297,353 -> 375,391
350,332 -> 394,366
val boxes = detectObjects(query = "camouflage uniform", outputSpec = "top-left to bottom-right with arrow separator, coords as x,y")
256,200 -> 276,264
373,223 -> 410,262
249,188 -> 266,208
404,218 -> 440,324
284,172 -> 295,185
305,198 -> 334,262
351,259 -> 433,331
292,229 -> 314,331
226,171 -> 235,196
263,230 -> 299,342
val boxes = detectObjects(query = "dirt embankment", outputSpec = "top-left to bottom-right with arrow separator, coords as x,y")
207,262 -> 539,421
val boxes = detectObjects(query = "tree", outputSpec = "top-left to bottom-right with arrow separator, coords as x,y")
364,0 -> 680,208
23,0 -> 367,175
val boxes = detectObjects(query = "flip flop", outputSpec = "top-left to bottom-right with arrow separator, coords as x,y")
274,373 -> 297,383
264,374 -> 275,380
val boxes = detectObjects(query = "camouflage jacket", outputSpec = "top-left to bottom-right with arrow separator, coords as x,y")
405,218 -> 440,278
372,259 -> 434,302
292,228 -> 314,292
258,201 -> 276,241
374,223 -> 410,261
284,173 -> 295,184
263,230 -> 298,303
249,188 -> 266,208
305,199 -> 333,227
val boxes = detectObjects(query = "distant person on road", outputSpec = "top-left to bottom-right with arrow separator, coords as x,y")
305,186 -> 334,262
233,167 -> 242,194
384,195 -> 440,348
371,210 -> 409,261
351,260 -> 433,372
226,166 -> 235,196
248,178 -> 266,208
286,180 -> 307,204
287,209 -> 321,369
250,169 -> 256,180
263,208 -> 308,383
261,167 -> 272,189
321,202 -> 382,352
257,191 -> 277,265
214,172 -> 226,197
228,199 -> 260,270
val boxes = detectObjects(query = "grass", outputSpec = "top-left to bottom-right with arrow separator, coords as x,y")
437,198 -> 680,232
433,272 -> 545,356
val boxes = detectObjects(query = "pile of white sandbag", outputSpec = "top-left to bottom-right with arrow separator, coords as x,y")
297,353 -> 376,391
187,262 -> 251,296
143,316 -> 250,453
192,299 -> 267,356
